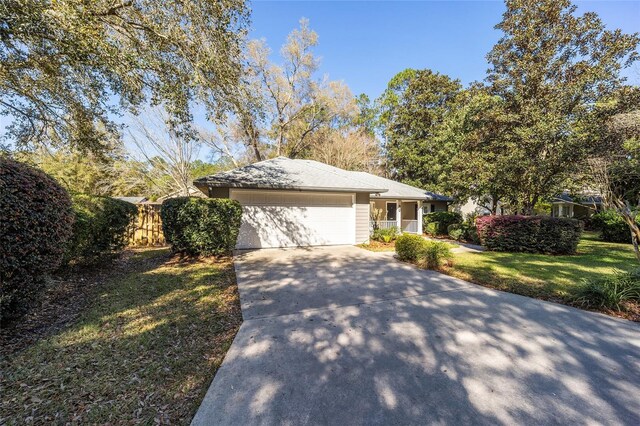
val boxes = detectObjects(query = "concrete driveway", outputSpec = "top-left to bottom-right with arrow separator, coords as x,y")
192,246 -> 640,425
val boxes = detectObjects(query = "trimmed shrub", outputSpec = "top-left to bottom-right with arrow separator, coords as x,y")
425,221 -> 440,236
464,225 -> 480,245
0,158 -> 74,321
423,211 -> 462,236
161,197 -> 242,256
447,224 -> 465,241
591,210 -> 638,244
371,227 -> 398,243
476,215 -> 582,254
395,234 -> 452,269
395,233 -> 425,261
447,223 -> 480,244
66,195 -> 138,263
417,240 -> 453,269
573,269 -> 640,311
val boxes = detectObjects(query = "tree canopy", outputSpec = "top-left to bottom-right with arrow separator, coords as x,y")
481,0 -> 639,213
378,68 -> 462,190
1,0 -> 249,152
376,0 -> 639,213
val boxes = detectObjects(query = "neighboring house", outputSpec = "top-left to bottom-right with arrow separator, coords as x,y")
156,185 -> 206,203
551,191 -> 603,218
457,196 -> 508,218
113,196 -> 148,204
193,157 -> 452,249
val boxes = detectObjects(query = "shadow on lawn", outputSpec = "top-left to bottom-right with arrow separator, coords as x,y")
450,236 -> 637,298
192,247 -> 640,425
0,253 -> 242,424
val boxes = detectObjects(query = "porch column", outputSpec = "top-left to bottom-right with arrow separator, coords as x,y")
396,201 -> 402,231
417,202 -> 423,235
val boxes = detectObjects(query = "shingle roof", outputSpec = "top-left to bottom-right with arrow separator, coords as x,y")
113,196 -> 147,204
351,172 -> 454,201
552,192 -> 603,205
194,157 -> 388,193
193,156 -> 453,201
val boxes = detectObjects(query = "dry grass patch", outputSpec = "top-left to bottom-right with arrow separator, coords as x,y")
0,250 -> 242,424
358,240 -> 396,252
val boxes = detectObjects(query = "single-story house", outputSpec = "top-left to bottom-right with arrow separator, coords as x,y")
193,157 -> 453,249
551,191 -> 603,218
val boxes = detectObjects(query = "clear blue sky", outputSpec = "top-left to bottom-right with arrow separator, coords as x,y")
249,0 -> 640,99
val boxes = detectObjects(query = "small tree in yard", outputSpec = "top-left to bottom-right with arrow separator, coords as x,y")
587,96 -> 640,261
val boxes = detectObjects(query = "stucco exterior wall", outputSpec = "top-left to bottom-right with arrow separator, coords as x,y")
355,192 -> 371,244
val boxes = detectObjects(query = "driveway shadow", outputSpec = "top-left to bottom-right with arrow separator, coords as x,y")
192,246 -> 640,425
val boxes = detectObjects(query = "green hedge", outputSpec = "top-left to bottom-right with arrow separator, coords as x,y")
66,195 -> 138,263
0,158 -> 74,322
447,223 -> 480,244
161,197 -> 242,256
423,211 -> 462,236
591,210 -> 639,244
395,233 -> 452,269
476,215 -> 582,254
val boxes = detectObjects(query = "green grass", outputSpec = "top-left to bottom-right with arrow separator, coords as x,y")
0,249 -> 241,424
443,232 -> 637,302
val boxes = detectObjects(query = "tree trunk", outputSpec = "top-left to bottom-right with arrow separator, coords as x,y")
243,120 -> 262,162
621,209 -> 640,263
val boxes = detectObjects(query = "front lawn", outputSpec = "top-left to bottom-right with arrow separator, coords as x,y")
441,232 -> 638,319
0,249 -> 241,424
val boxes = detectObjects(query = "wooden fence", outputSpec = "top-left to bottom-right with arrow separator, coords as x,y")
127,203 -> 166,246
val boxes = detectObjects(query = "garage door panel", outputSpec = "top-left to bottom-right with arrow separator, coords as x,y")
231,190 -> 355,249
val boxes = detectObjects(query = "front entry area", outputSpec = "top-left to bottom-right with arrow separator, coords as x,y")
370,199 -> 421,234
231,189 -> 356,249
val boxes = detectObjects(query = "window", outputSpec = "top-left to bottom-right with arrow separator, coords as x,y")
430,204 -> 436,213
386,202 -> 397,221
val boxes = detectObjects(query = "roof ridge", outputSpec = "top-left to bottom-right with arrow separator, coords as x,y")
299,159 -> 388,192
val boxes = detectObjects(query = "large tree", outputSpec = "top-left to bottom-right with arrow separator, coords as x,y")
217,19 -> 360,162
445,88 -> 514,213
482,0 -> 639,213
377,68 -> 462,190
1,0 -> 248,152
307,128 -> 380,172
15,144 -> 150,196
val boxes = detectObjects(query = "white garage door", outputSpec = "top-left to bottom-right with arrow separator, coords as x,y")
231,189 -> 355,249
